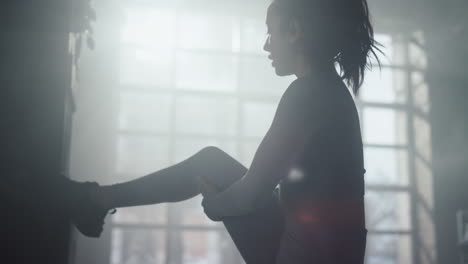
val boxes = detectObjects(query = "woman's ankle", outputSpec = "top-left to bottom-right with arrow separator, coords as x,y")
89,185 -> 115,210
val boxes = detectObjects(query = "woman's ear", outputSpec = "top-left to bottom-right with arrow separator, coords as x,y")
288,18 -> 303,44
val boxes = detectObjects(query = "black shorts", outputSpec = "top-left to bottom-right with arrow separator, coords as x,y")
275,216 -> 367,264
222,193 -> 367,264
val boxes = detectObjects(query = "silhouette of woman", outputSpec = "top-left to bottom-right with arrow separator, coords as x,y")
87,0 -> 381,263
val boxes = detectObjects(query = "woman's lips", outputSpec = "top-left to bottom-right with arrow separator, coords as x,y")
268,55 -> 275,67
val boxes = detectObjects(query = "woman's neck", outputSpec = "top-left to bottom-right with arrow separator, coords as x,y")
294,56 -> 337,80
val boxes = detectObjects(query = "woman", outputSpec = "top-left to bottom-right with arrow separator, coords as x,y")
85,0 -> 381,263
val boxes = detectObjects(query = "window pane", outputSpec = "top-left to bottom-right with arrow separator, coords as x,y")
181,230 -> 240,264
116,136 -> 170,175
175,52 -> 238,92
221,140 -> 240,161
415,156 -> 434,210
178,13 -> 238,52
363,108 -> 407,145
371,34 -> 394,66
411,72 -> 430,114
121,8 -> 175,48
113,205 -> 167,225
364,148 -> 408,185
242,102 -> 277,137
119,92 -> 172,132
238,56 -> 293,95
365,234 -> 412,264
365,191 -> 411,231
413,115 -> 432,163
240,18 -> 267,54
359,68 -> 406,104
408,33 -> 427,69
392,34 -> 409,66
240,140 -> 261,167
111,229 -> 166,264
120,48 -> 173,87
175,96 -> 237,136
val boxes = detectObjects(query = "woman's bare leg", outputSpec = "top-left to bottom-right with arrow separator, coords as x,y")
97,146 -> 284,263
97,146 -> 246,209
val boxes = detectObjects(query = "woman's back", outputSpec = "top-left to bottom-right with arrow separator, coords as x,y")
279,73 -> 365,204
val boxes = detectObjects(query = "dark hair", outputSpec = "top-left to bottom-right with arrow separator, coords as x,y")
272,0 -> 382,94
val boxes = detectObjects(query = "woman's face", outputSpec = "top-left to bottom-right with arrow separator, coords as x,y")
263,3 -> 297,76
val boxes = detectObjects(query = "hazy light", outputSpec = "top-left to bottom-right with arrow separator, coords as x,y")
287,167 -> 304,182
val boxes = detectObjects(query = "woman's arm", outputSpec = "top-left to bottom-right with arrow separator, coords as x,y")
202,82 -> 329,219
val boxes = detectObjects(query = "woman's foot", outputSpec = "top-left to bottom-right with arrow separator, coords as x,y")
68,181 -> 115,238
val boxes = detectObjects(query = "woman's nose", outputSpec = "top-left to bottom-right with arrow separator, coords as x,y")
263,35 -> 271,52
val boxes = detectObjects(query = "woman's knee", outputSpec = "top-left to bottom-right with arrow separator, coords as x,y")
198,146 -> 223,158
195,146 -> 247,186
197,146 -> 234,164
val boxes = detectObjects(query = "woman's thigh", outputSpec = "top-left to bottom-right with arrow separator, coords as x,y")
275,221 -> 367,264
222,190 -> 285,264
197,147 -> 285,264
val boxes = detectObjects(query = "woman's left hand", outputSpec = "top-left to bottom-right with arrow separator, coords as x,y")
201,195 -> 224,222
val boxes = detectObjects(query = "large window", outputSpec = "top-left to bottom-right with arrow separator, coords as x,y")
109,1 -> 431,264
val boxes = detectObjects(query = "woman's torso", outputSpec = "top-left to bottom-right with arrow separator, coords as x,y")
278,73 -> 366,228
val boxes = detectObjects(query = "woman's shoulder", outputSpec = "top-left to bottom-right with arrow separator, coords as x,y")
274,77 -> 331,124
281,75 -> 357,122
284,75 -> 339,105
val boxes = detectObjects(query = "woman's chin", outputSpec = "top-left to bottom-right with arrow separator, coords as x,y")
274,67 -> 292,77
273,66 -> 283,75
